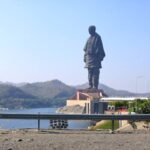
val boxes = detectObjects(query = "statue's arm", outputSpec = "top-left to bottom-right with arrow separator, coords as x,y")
97,37 -> 105,61
83,40 -> 88,62
84,53 -> 86,63
83,40 -> 87,52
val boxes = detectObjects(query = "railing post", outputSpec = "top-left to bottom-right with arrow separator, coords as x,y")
111,119 -> 114,133
111,113 -> 114,134
38,112 -> 40,131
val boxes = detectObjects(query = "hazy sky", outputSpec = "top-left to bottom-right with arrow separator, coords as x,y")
0,0 -> 150,93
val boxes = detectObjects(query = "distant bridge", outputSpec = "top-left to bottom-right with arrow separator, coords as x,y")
101,97 -> 149,102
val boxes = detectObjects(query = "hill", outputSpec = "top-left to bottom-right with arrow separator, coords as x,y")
0,80 -> 149,109
20,79 -> 76,100
0,84 -> 35,99
0,80 -> 76,109
75,83 -> 150,97
0,84 -> 36,109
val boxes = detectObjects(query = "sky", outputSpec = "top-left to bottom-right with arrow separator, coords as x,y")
0,0 -> 150,93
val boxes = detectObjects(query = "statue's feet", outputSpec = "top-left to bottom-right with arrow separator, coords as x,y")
92,87 -> 98,91
87,86 -> 93,90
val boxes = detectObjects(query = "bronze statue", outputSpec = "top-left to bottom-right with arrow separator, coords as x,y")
84,25 -> 105,89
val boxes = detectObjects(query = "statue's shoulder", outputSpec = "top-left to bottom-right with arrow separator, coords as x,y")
95,33 -> 101,38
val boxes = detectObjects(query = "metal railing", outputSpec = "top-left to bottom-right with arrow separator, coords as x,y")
0,113 -> 150,132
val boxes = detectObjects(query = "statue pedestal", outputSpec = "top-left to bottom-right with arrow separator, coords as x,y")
77,89 -> 107,98
66,89 -> 108,114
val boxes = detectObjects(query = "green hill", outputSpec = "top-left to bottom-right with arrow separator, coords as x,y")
0,84 -> 36,109
0,84 -> 35,99
0,80 -> 76,109
20,80 -> 76,99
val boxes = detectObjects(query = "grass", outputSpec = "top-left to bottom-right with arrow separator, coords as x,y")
90,120 -> 119,130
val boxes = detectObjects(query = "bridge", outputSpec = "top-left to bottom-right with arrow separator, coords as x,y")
101,97 -> 149,101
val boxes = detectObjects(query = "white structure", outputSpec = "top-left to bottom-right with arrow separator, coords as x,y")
101,97 -> 149,102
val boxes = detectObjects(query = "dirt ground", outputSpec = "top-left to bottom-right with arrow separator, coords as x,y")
0,129 -> 150,150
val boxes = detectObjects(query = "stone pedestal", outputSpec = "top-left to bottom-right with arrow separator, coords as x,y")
66,89 -> 108,114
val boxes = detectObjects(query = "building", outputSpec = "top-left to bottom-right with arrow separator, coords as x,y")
66,89 -> 108,114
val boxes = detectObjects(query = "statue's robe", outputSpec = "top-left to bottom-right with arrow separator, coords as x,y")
84,33 -> 105,68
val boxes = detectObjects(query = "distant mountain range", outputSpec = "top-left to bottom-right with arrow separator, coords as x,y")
0,79 -> 149,109
0,80 -> 76,109
76,83 -> 150,97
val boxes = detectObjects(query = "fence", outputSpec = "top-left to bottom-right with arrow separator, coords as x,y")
0,113 -> 150,132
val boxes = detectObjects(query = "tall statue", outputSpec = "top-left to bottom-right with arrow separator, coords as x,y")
84,25 -> 105,90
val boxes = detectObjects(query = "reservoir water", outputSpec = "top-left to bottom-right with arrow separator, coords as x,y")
0,108 -> 91,129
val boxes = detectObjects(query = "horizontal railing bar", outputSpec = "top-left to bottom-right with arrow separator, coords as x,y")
0,114 -> 150,120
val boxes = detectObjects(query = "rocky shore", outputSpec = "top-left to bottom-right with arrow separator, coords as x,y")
57,105 -> 85,114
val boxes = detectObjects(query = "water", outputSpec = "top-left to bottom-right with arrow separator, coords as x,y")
0,108 -> 91,129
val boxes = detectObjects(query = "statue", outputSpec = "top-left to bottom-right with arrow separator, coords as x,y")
83,25 -> 105,90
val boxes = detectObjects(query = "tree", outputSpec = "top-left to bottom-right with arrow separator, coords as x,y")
138,100 -> 150,114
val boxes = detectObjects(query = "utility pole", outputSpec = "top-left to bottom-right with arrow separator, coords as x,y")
136,76 -> 143,97
135,76 -> 143,112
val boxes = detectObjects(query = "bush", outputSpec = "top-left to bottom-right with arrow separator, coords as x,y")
137,100 -> 150,114
91,120 -> 119,130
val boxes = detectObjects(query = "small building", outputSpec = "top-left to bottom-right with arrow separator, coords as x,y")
67,89 -> 108,114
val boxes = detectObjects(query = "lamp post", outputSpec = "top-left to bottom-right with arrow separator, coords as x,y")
147,80 -> 149,97
135,76 -> 143,112
136,76 -> 143,97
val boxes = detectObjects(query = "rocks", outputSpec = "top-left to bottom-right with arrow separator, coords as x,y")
57,105 -> 85,114
3,138 -> 9,141
26,138 -> 34,142
17,138 -> 23,142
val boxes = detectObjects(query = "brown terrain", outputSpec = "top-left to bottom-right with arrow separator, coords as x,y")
0,129 -> 149,150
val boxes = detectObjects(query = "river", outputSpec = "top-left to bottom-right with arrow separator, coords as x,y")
0,107 -> 91,129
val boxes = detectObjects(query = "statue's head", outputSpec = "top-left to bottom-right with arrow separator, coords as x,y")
88,25 -> 96,35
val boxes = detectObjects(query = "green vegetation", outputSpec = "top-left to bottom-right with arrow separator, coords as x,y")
135,99 -> 150,114
91,120 -> 119,130
127,99 -> 150,114
109,99 -> 150,114
128,99 -> 150,129
109,101 -> 129,109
